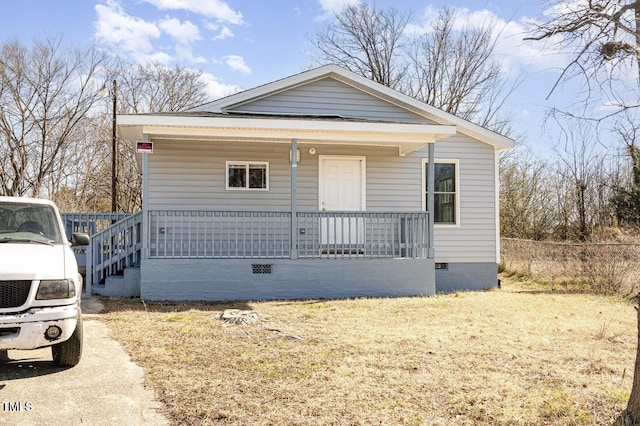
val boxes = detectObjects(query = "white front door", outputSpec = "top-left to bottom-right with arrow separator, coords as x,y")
319,157 -> 365,246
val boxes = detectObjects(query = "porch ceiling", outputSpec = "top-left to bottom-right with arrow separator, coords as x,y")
118,114 -> 456,156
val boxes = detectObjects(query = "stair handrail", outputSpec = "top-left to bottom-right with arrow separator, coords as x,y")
86,211 -> 143,292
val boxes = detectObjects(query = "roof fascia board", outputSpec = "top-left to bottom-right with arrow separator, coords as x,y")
118,115 -> 454,154
129,126 -> 446,144
118,114 -> 455,138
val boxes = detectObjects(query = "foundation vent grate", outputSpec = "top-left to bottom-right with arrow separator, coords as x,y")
252,264 -> 273,274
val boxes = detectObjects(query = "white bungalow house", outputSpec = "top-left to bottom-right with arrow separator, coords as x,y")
73,64 -> 513,301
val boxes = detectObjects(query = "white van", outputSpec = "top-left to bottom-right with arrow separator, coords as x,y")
0,197 -> 89,367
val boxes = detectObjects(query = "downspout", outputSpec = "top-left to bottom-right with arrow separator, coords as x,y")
427,142 -> 436,259
290,138 -> 298,260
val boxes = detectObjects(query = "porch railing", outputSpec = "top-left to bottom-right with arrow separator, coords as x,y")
148,210 -> 429,260
87,211 -> 143,287
61,213 -> 131,256
297,212 -> 429,259
149,210 -> 292,258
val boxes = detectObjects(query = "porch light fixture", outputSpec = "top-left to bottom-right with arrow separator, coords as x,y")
100,79 -> 118,213
308,147 -> 316,155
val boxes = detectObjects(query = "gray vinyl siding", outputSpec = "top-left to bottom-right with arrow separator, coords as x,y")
146,133 -> 498,264
366,151 -> 422,211
147,140 -> 295,210
412,135 -> 498,263
229,77 -> 435,124
146,141 -> 424,213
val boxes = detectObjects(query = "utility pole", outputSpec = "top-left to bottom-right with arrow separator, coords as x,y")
110,79 -> 118,213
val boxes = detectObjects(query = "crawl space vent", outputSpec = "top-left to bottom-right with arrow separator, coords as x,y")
252,264 -> 272,274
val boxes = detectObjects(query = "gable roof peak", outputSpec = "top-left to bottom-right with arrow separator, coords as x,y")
188,64 -> 350,114
188,64 -> 513,151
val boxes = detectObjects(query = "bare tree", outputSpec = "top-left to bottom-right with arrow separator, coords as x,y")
525,1 -> 640,116
0,39 -> 209,212
86,62 -> 211,212
526,2 -> 640,419
0,38 -> 113,199
310,5 -> 519,135
117,62 -> 209,113
611,111 -> 640,226
500,152 -> 555,240
551,117 -> 611,240
310,4 -> 411,89
52,114 -> 113,212
405,7 -> 519,133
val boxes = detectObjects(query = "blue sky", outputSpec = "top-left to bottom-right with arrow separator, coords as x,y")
0,0 -> 592,154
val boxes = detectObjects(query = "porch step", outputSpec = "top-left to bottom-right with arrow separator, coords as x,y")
92,267 -> 141,297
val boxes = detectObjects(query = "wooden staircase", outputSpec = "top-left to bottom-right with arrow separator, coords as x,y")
62,212 -> 143,297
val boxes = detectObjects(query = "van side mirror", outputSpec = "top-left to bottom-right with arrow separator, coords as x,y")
71,233 -> 90,247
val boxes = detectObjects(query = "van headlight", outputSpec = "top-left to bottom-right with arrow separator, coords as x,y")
36,279 -> 76,300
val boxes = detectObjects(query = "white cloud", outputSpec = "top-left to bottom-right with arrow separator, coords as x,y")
137,51 -> 174,65
205,22 -> 234,41
159,17 -> 201,45
593,101 -> 624,118
94,1 -> 161,53
171,44 -> 203,63
193,55 -> 208,64
407,6 -> 568,75
316,0 -> 359,19
223,55 -> 251,75
492,15 -> 569,75
544,0 -> 594,18
213,26 -> 234,41
94,0 -> 245,68
200,72 -> 242,99
140,0 -> 244,24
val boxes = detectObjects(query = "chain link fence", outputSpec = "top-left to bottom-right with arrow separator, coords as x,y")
500,238 -> 640,295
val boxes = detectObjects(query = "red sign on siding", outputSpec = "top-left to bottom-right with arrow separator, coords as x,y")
136,141 -> 153,153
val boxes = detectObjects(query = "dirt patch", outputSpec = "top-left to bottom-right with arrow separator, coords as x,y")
99,279 -> 635,425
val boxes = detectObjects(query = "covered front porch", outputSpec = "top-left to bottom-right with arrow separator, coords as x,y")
64,208 -> 434,299
87,107 -> 454,300
143,208 -> 433,299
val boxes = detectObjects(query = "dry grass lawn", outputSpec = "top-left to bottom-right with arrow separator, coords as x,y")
99,278 -> 636,425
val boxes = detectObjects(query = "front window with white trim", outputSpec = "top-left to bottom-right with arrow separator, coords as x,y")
226,161 -> 269,190
423,159 -> 459,225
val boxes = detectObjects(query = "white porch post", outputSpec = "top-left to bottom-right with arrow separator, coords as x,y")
290,138 -> 298,260
427,142 -> 436,258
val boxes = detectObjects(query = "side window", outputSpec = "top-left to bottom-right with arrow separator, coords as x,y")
423,160 -> 458,225
226,161 -> 269,190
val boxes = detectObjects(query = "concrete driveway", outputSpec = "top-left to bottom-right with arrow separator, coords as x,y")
0,296 -> 168,426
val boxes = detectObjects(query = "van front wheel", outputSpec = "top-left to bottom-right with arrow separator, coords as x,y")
52,315 -> 83,367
